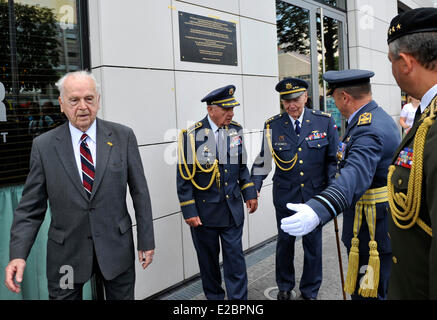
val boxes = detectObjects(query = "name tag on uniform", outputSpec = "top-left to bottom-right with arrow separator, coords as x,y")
395,147 -> 413,169
337,142 -> 346,161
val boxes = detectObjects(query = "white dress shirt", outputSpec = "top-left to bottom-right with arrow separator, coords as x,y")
288,111 -> 304,133
69,120 -> 97,182
207,115 -> 220,142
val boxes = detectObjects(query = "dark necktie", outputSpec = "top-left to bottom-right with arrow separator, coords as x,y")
295,120 -> 301,135
217,127 -> 226,163
80,133 -> 95,198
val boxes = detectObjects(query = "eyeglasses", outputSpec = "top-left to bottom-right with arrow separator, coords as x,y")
66,96 -> 97,107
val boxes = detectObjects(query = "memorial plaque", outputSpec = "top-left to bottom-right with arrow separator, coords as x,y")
178,11 -> 238,66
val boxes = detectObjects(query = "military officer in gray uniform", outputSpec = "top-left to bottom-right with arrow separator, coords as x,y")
386,7 -> 437,299
281,70 -> 401,300
251,78 -> 339,300
177,85 -> 258,300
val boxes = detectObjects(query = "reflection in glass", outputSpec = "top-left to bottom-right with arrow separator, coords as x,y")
314,0 -> 346,10
0,0 -> 84,186
276,0 -> 313,110
317,13 -> 344,133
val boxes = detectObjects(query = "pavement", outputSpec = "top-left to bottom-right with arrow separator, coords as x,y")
155,216 -> 350,301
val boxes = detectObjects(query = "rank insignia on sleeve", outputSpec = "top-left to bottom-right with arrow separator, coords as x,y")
358,113 -> 372,126
395,147 -> 413,169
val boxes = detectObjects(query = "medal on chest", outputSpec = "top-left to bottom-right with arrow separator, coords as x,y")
395,147 -> 413,169
305,130 -> 327,141
337,142 -> 347,161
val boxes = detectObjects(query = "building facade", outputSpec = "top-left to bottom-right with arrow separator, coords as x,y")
0,0 -> 435,299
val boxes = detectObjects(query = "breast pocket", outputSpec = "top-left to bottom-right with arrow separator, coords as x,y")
273,143 -> 293,153
391,165 -> 410,193
306,138 -> 329,149
109,159 -> 123,172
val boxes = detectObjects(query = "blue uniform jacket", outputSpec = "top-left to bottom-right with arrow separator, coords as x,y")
251,108 -> 339,209
177,116 -> 257,227
306,101 -> 401,253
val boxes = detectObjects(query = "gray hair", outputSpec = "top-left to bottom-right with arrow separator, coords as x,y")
389,32 -> 437,70
55,70 -> 100,101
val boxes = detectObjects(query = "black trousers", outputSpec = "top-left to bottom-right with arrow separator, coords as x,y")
191,222 -> 248,300
47,249 -> 135,300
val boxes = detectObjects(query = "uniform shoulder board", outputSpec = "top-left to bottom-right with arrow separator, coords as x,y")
312,110 -> 332,118
265,113 -> 283,124
230,120 -> 242,128
357,112 -> 372,126
187,121 -> 203,134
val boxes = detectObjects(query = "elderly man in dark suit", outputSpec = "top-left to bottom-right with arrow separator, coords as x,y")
5,71 -> 155,300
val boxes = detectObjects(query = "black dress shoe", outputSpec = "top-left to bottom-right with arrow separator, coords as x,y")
277,290 -> 291,300
297,293 -> 317,300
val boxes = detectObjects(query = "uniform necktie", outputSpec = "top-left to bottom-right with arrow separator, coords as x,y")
217,127 -> 226,163
80,133 -> 95,198
295,120 -> 301,135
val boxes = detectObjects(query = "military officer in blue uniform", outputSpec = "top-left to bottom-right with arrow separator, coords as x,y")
176,85 -> 258,300
281,70 -> 401,300
251,78 -> 339,300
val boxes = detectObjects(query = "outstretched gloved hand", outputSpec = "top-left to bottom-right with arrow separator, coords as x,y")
280,203 -> 320,236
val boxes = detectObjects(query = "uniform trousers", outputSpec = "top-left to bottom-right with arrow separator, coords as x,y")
276,208 -> 323,299
191,220 -> 248,300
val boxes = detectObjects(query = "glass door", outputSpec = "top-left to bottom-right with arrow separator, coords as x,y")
276,0 -> 348,134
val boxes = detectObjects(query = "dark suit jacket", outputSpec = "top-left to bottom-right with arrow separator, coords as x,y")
177,116 -> 257,227
388,93 -> 437,299
9,118 -> 155,283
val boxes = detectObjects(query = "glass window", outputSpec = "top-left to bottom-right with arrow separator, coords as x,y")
317,13 -> 345,132
0,0 -> 89,186
314,0 -> 346,11
276,0 -> 313,110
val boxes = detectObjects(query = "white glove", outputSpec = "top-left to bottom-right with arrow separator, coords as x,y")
280,203 -> 321,237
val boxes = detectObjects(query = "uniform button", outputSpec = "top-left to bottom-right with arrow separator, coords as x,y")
279,148 -> 282,151
226,195 -> 230,199
225,182 -> 228,186
224,169 -> 228,173
202,200 -> 206,203
398,179 -> 402,186
299,160 -> 303,164
301,184 -> 304,188
300,172 -> 304,176
317,144 -> 321,148
392,256 -> 398,264
298,148 -> 302,152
